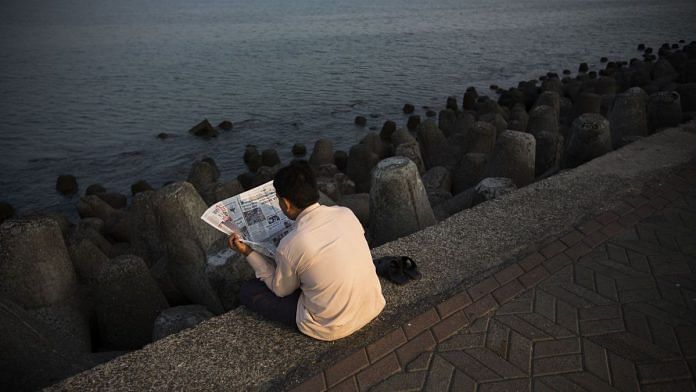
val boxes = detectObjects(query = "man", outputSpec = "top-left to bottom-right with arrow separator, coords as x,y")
228,161 -> 385,341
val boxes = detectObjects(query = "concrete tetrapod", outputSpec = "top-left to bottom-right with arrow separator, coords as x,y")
484,130 -> 536,187
563,113 -> 613,169
648,91 -> 682,132
152,305 -> 214,341
369,157 -> 436,246
526,104 -> 559,137
309,139 -> 334,167
608,88 -> 648,147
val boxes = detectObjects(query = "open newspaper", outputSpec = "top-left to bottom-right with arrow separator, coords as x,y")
200,181 -> 294,258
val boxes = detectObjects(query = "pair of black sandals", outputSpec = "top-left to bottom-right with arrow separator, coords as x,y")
373,256 -> 422,285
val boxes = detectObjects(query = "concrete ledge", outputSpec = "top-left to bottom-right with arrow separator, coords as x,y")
49,128 -> 696,391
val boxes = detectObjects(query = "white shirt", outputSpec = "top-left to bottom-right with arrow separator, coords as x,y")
245,203 -> 386,341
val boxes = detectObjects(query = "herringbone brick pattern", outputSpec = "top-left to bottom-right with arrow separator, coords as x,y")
290,164 -> 696,392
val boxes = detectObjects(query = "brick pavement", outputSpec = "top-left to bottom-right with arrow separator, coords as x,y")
290,163 -> 696,391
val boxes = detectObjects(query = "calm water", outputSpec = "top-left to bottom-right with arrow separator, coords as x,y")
1,0 -> 694,217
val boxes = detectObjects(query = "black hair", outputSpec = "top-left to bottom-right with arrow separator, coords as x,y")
273,160 -> 320,209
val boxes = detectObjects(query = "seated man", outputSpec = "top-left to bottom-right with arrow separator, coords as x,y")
228,161 -> 385,341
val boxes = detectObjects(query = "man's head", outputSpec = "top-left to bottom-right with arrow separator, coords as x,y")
273,160 -> 319,220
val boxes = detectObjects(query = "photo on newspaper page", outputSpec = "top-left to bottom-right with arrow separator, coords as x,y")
200,180 -> 295,258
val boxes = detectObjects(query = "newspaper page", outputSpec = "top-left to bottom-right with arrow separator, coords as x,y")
200,181 -> 294,258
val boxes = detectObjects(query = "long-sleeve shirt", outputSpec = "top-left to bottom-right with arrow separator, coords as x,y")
245,203 -> 386,341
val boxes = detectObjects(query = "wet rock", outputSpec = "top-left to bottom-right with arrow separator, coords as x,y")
261,149 -> 281,167
309,139 -> 334,167
526,104 -> 559,137
131,180 -> 154,196
394,141 -> 426,175
407,115 -> 421,131
484,131 -> 536,187
56,175 -> 78,195
608,88 -> 649,146
85,184 -> 106,196
346,144 -> 379,193
354,116 -> 367,126
438,109 -> 457,137
337,193 -> 370,227
473,177 -> 517,205
217,120 -> 233,130
380,120 -> 397,142
402,103 -> 415,114
188,119 -> 218,138
648,91 -> 682,132
534,131 -> 564,177
96,192 -> 127,210
95,255 -> 169,350
200,180 -> 245,206
573,92 -> 602,119
369,157 -> 436,246
152,305 -> 214,341
291,143 -> 307,157
0,201 -> 15,224
334,150 -> 348,173
465,121 -> 497,154
563,113 -> 613,168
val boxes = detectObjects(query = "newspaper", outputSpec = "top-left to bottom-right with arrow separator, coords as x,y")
200,181 -> 294,258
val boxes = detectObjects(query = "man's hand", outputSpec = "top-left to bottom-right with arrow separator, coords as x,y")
228,233 -> 252,256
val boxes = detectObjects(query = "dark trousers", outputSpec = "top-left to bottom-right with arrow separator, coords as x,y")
239,279 -> 301,328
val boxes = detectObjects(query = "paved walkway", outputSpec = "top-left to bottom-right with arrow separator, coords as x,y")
292,163 -> 696,391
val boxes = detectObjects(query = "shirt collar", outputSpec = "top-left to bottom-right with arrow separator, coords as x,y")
295,203 -> 320,222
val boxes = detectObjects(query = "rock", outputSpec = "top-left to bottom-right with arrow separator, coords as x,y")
360,132 -> 389,159
438,109 -> 457,137
676,83 -> 696,112
205,251 -> 255,311
95,255 -> 169,350
156,132 -> 171,140
648,91 -> 682,132
337,193 -> 370,227
402,103 -> 415,114
346,144 -> 379,193
68,238 -> 109,283
187,160 -> 219,194
85,184 -> 106,196
421,166 -> 452,193
188,119 -> 218,138
380,120 -> 397,142
261,149 -> 281,167
608,88 -> 649,146
151,182 -> 224,314
452,153 -> 487,194
473,177 -> 517,205
465,121 -> 497,154
484,131 -> 536,187
243,145 -> 260,165
96,192 -> 127,209
433,188 -> 476,221
56,175 -> 78,195
76,194 -> 117,222
369,157 -> 436,246
534,131 -> 564,177
131,180 -> 154,196
309,139 -> 334,167
291,143 -> 307,156
0,201 -> 15,225
526,105 -> 558,137
463,87 -> 478,110
354,116 -> 367,126
573,92 -> 601,121
237,172 -> 254,190
334,150 -> 348,173
152,305 -> 214,341
394,141 -> 426,175
407,115 -> 421,131
200,180 -> 245,206
480,112 -> 508,136
217,120 -> 233,130
563,113 -> 613,168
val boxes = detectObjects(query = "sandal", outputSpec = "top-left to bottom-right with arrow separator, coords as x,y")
373,256 -> 409,285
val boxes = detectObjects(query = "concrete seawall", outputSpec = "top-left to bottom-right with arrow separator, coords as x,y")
47,126 -> 696,391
